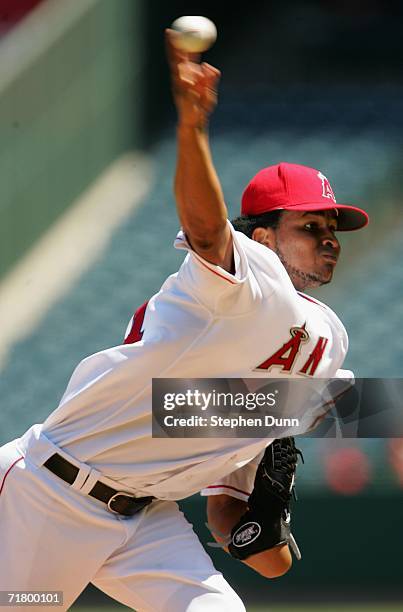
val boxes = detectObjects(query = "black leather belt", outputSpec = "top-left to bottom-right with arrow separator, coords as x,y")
44,453 -> 153,517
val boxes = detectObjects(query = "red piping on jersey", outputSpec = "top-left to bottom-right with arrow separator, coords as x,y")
297,292 -> 325,309
0,456 -> 23,496
195,256 -> 238,285
177,234 -> 238,285
206,484 -> 250,496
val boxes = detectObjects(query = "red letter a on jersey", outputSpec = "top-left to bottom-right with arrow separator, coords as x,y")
255,325 -> 309,372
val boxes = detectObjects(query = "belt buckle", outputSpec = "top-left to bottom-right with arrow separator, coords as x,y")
107,491 -> 136,515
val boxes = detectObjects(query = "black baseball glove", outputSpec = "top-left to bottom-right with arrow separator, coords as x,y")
228,437 -> 303,561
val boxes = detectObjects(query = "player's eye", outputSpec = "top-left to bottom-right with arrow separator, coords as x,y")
304,222 -> 317,231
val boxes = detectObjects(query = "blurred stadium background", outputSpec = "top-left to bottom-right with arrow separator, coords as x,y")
0,0 -> 403,610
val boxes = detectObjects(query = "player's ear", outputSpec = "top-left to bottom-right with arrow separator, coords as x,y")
252,226 -> 276,250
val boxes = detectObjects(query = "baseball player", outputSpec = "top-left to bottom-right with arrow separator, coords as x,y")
0,30 -> 368,611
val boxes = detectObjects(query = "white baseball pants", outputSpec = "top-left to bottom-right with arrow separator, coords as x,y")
0,428 -> 245,611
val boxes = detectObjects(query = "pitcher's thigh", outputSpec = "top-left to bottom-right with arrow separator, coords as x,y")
0,442 -> 125,610
93,500 -> 246,612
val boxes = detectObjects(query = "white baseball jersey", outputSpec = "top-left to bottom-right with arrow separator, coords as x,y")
201,451 -> 264,502
35,222 -> 349,501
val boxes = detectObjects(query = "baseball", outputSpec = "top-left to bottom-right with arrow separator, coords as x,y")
171,16 -> 217,53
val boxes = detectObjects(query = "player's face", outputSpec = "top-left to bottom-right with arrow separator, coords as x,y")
269,210 -> 340,291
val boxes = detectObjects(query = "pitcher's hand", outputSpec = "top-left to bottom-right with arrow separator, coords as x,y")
166,28 -> 221,128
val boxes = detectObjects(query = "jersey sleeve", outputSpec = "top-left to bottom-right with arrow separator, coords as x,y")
200,451 -> 264,502
332,368 -> 355,401
174,221 -> 275,315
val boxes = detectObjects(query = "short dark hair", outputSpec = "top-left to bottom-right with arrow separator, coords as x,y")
231,210 -> 283,238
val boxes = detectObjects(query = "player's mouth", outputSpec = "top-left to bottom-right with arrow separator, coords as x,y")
320,251 -> 338,265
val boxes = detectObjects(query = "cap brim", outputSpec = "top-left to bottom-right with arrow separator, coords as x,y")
281,202 -> 369,231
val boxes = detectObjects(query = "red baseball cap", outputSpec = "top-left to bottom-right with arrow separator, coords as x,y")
241,162 -> 368,231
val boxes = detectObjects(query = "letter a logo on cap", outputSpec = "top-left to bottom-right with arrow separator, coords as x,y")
317,171 -> 336,203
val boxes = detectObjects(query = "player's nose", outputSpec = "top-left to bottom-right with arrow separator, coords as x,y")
321,231 -> 340,252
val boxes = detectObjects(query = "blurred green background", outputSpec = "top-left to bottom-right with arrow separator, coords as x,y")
0,0 -> 402,609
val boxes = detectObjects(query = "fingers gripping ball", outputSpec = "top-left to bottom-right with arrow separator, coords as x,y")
171,16 -> 217,53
